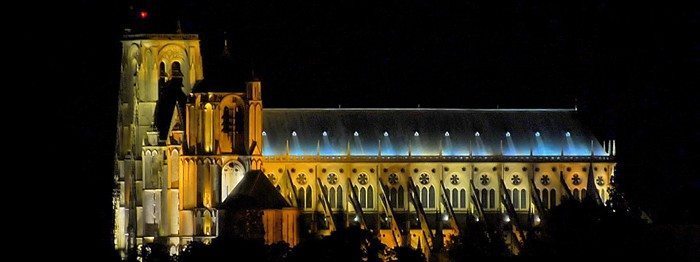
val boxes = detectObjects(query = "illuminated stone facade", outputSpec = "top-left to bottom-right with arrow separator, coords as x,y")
114,33 -> 616,257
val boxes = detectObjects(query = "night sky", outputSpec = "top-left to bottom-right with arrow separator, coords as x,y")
40,0 -> 698,258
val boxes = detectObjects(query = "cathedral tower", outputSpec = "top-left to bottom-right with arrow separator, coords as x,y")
114,33 -> 204,256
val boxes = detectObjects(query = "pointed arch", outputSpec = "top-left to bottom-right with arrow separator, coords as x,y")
542,189 -> 549,208
204,103 -> 213,152
367,186 -> 374,208
520,189 -> 527,209
306,185 -> 312,208
360,187 -> 367,208
452,188 -> 458,208
329,187 -> 336,209
428,186 -> 435,208
513,189 -> 520,209
170,149 -> 179,186
581,189 -> 587,200
390,187 -> 398,208
159,62 -> 167,78
550,189 -> 557,207
489,189 -> 495,209
460,189 -> 466,208
398,186 -> 405,208
171,61 -> 182,77
573,188 -> 580,201
481,189 -> 488,208
337,186 -> 343,210
298,187 -> 305,208
421,187 -> 428,207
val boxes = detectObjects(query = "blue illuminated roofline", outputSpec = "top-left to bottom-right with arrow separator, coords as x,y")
264,108 -> 577,112
262,154 -> 615,163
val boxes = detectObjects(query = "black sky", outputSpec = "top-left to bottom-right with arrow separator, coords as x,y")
40,0 -> 698,259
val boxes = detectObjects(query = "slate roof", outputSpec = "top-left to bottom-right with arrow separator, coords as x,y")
261,108 -> 606,156
220,170 -> 290,210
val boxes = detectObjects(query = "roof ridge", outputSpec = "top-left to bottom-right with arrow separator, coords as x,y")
263,108 -> 576,112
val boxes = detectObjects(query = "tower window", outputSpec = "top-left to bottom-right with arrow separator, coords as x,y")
159,62 -> 167,78
171,61 -> 182,77
398,186 -> 405,209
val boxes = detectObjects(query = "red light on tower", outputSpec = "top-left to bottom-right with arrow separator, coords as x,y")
139,11 -> 148,19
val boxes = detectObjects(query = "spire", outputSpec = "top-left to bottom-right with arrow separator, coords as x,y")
222,32 -> 231,58
176,20 -> 183,34
251,69 -> 259,81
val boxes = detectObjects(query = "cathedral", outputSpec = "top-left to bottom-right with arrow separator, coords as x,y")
113,33 -> 616,258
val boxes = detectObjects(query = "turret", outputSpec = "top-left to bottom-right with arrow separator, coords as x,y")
246,78 -> 263,157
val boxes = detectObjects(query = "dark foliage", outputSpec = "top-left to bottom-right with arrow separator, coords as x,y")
287,226 -> 385,262
389,246 -> 425,262
447,221 -> 509,258
142,242 -> 172,262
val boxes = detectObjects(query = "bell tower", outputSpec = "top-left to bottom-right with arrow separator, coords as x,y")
117,34 -> 203,158
114,33 -> 204,255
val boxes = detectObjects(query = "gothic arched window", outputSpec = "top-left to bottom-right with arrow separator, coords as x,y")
390,188 -> 398,208
171,61 -> 182,78
460,189 -> 466,208
367,186 -> 374,208
513,189 -> 520,209
360,187 -> 367,208
305,185 -> 312,208
550,189 -> 557,207
298,187 -> 305,208
204,104 -> 213,152
481,189 -> 488,208
429,186 -> 435,208
542,189 -> 549,208
489,189 -> 496,209
398,186 -> 405,208
452,188 -> 458,208
520,189 -> 527,209
329,187 -> 336,209
159,62 -> 167,79
337,186 -> 343,210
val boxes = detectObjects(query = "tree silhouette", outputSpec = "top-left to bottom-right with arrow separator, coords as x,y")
287,226 -> 384,262
388,246 -> 425,262
141,242 -> 171,262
